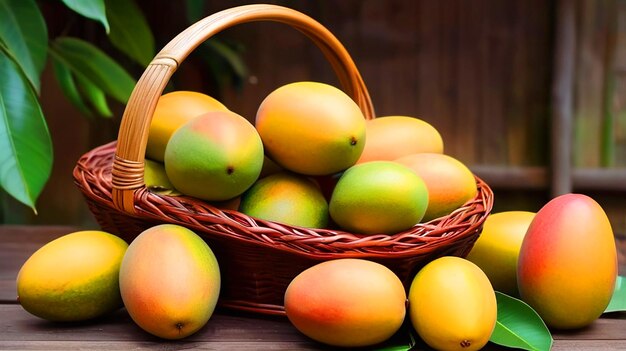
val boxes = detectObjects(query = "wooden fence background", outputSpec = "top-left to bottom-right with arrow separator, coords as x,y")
4,0 -> 626,237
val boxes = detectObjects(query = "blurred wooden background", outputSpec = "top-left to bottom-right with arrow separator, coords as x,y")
4,0 -> 626,238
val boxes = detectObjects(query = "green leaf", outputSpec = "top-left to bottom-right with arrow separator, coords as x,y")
0,50 -> 52,212
0,0 -> 48,92
49,37 -> 135,105
491,292 -> 553,351
61,0 -> 110,33
75,74 -> 112,118
106,0 -> 155,67
374,346 -> 414,351
605,276 -> 626,313
52,58 -> 92,116
52,57 -> 112,118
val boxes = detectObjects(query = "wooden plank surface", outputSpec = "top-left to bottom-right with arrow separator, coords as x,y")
0,305 -> 319,346
2,303 -> 626,351
2,225 -> 626,350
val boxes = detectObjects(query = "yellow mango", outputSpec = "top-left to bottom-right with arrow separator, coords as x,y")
256,81 -> 366,175
17,230 -> 128,321
466,211 -> 535,296
408,256 -> 497,351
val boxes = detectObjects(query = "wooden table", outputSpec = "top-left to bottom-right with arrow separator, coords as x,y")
2,225 -> 626,350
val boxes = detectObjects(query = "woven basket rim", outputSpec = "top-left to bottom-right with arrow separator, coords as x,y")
74,141 -> 494,259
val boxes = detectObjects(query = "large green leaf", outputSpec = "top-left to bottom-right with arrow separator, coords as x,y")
52,58 -> 92,116
75,74 -> 113,118
0,0 -> 47,92
52,55 -> 114,118
491,292 -> 552,351
106,0 -> 155,67
0,50 -> 52,212
49,37 -> 136,105
61,0 -> 110,33
605,276 -> 626,313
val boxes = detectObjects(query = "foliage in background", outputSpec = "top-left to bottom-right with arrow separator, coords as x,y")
0,0 -> 246,215
0,0 -> 145,213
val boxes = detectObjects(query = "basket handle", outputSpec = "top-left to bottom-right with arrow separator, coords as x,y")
111,4 -> 375,214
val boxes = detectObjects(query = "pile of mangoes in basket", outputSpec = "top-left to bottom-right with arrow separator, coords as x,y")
143,81 -> 478,234
16,81 -> 618,350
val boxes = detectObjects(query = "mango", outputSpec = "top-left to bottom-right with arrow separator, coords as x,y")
144,159 -> 180,196
329,161 -> 428,234
357,115 -> 443,164
395,153 -> 477,222
517,194 -> 618,329
284,259 -> 406,347
466,211 -> 535,296
146,91 -> 228,162
164,111 -> 264,201
119,224 -> 221,339
16,230 -> 128,321
239,172 -> 329,228
256,81 -> 366,175
408,256 -> 497,351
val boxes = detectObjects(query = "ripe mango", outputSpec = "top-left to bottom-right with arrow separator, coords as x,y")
146,91 -> 228,162
357,115 -> 443,164
329,161 -> 428,234
408,256 -> 497,351
395,153 -> 477,221
256,81 -> 366,175
465,211 -> 535,296
17,230 -> 128,321
164,111 -> 264,201
239,172 -> 329,228
517,194 -> 617,329
119,224 -> 221,339
284,259 -> 406,347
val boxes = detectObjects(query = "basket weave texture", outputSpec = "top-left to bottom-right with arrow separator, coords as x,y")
73,4 -> 494,315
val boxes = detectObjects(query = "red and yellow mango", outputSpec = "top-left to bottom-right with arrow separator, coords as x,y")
284,259 -> 406,347
119,224 -> 221,339
517,194 -> 617,329
356,115 -> 443,164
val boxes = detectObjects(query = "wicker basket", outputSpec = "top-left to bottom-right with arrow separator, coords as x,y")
73,4 -> 494,315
